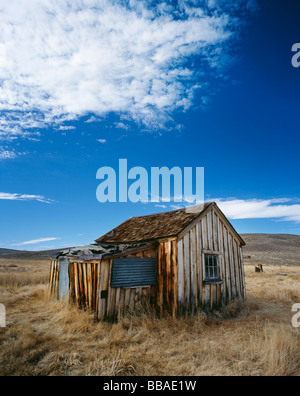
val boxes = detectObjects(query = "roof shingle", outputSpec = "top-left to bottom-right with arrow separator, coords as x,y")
96,203 -> 213,244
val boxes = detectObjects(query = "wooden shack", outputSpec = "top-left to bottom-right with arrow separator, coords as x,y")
49,202 -> 246,320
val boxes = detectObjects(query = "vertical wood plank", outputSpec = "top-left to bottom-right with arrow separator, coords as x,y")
190,228 -> 197,313
91,263 -> 94,310
82,264 -> 88,309
124,288 -> 131,313
206,210 -> 213,251
177,239 -> 184,315
115,288 -> 121,319
210,285 -> 214,311
86,263 -> 92,310
118,288 -> 125,318
212,209 -> 219,252
216,284 -> 221,309
157,243 -> 164,316
228,233 -> 236,300
213,284 -> 217,310
95,262 -> 101,317
218,219 -> 225,307
171,240 -> 178,318
204,285 -> 210,313
106,260 -> 113,319
69,263 -> 75,305
98,260 -> 110,321
164,241 -> 171,313
109,287 -> 117,320
97,262 -> 104,320
73,263 -> 79,307
196,222 -> 203,309
239,246 -> 246,299
201,214 -> 208,250
77,263 -> 84,308
223,224 -> 231,303
233,240 -> 241,298
129,289 -> 135,313
183,233 -> 190,314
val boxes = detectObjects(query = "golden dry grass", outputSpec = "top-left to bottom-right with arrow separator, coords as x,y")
0,259 -> 299,376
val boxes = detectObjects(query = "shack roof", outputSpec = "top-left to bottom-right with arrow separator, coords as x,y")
50,203 -> 245,260
96,203 -> 215,244
49,242 -> 156,261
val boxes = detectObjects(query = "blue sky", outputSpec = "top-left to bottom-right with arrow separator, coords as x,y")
1,0 -> 300,250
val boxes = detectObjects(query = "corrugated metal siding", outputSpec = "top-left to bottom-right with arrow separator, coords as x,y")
111,258 -> 157,288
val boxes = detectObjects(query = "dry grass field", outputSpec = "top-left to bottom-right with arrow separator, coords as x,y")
0,257 -> 299,376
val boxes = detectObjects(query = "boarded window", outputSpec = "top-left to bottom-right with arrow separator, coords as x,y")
205,255 -> 220,281
111,258 -> 157,288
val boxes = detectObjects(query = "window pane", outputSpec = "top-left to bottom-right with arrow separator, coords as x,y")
205,255 -> 219,280
214,257 -> 218,278
205,256 -> 209,278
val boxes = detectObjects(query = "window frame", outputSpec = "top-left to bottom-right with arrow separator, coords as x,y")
202,251 -> 223,285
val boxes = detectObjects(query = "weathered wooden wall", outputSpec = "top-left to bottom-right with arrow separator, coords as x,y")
49,259 -> 59,298
157,239 -> 178,317
177,206 -> 245,314
49,259 -> 101,315
50,253 -> 157,321
69,262 -> 101,313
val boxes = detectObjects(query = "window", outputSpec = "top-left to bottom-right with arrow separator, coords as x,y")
204,255 -> 220,282
111,258 -> 157,288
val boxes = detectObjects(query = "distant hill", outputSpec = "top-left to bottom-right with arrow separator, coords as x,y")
0,248 -> 27,256
0,247 -> 63,259
1,234 -> 300,266
242,234 -> 300,266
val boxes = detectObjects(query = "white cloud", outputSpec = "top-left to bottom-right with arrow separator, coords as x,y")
151,196 -> 300,224
0,192 -> 54,204
213,198 -> 300,223
114,122 -> 130,130
85,116 -> 102,124
0,148 -> 27,160
96,139 -> 107,144
11,238 -> 58,246
58,126 -> 76,131
0,149 -> 17,160
155,204 -> 167,209
0,0 -> 255,140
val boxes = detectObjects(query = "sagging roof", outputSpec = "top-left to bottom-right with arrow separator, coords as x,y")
50,202 -> 245,261
96,203 -> 214,244
49,242 -> 156,261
